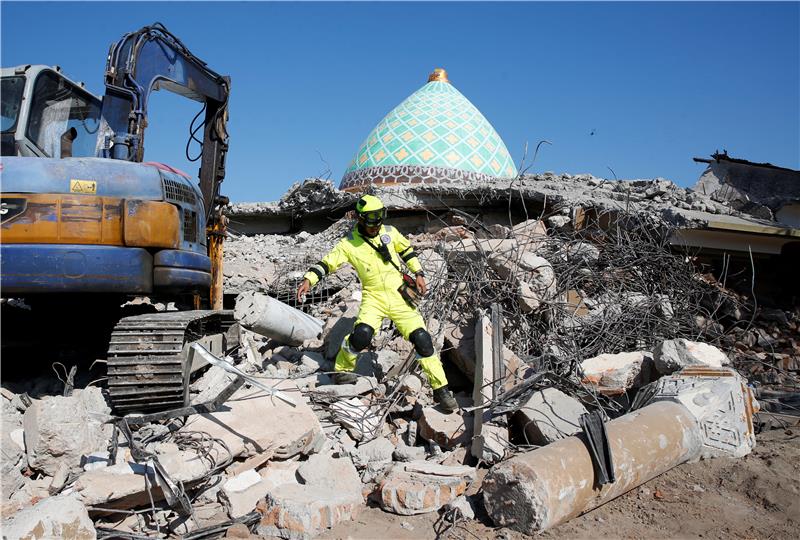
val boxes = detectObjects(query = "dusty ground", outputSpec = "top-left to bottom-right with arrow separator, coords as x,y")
321,429 -> 800,540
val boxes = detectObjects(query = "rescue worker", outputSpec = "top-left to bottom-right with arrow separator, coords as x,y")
296,195 -> 458,413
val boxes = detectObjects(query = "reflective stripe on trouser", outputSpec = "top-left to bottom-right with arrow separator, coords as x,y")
334,289 -> 449,390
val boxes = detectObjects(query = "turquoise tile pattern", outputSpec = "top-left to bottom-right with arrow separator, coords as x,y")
341,71 -> 517,191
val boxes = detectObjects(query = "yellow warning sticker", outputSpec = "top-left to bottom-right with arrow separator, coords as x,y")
70,179 -> 97,194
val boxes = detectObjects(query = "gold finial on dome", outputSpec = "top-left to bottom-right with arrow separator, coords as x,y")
427,68 -> 449,83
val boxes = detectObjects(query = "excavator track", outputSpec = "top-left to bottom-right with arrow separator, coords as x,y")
106,310 -> 236,414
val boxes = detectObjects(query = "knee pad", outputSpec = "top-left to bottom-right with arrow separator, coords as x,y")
348,323 -> 374,351
409,328 -> 434,357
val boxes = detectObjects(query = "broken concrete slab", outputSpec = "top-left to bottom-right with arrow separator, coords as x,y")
297,453 -> 361,496
184,384 -> 324,461
222,469 -> 271,519
580,351 -> 655,394
418,406 -> 472,450
23,387 -> 112,476
378,461 -> 476,515
191,363 -> 238,405
512,387 -> 587,446
653,339 -> 730,375
74,448 -> 212,508
257,483 -> 362,540
1,494 -> 96,540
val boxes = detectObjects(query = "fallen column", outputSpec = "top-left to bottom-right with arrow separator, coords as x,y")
483,366 -> 758,534
235,291 -> 323,346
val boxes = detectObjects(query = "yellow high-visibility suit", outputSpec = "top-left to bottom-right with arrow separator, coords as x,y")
303,224 -> 448,389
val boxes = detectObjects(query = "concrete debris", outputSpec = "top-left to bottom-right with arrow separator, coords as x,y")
580,351 -> 655,394
392,441 -> 427,462
417,406 -> 473,450
184,385 -> 324,460
444,494 -> 475,520
297,453 -> 361,496
1,495 -> 96,540
23,387 -> 112,476
653,338 -> 730,375
512,387 -> 587,445
74,448 -> 213,507
378,461 -> 476,515
259,460 -> 302,490
5,161 -> 796,537
222,469 -> 272,519
257,483 -> 362,540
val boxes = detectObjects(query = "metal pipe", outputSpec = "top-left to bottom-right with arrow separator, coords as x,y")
483,400 -> 702,533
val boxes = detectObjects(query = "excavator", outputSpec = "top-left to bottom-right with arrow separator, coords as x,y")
1,23 -> 234,414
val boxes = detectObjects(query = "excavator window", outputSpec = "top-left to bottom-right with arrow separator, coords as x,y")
1,76 -> 24,155
26,70 -> 100,158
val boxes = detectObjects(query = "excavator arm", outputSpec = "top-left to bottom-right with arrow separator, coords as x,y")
100,22 -> 230,221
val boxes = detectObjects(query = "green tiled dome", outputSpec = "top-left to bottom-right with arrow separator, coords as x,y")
341,69 -> 517,191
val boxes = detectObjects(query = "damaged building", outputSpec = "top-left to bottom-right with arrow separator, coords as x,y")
2,68 -> 798,539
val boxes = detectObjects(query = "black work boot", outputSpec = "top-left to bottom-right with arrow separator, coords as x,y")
333,371 -> 358,385
433,385 -> 458,413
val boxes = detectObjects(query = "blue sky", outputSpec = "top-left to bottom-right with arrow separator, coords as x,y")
2,1 -> 798,202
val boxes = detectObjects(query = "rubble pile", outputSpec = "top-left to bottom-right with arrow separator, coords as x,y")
2,176 -> 797,539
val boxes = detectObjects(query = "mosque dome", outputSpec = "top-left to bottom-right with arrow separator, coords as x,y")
341,68 -> 518,191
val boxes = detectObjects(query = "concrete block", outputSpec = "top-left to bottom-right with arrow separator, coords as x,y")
23,387 -> 112,476
392,441 -> 426,462
223,469 -> 270,518
581,351 -> 655,394
258,460 -> 301,489
653,339 -> 730,375
418,407 -> 472,450
353,437 -> 395,467
512,387 -> 587,445
511,218 -> 548,251
184,384 -> 323,460
378,461 -> 476,515
297,453 -> 361,496
257,483 -> 363,540
2,494 -> 96,539
444,495 -> 475,520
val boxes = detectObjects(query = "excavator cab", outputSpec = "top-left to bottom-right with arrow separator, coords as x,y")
1,65 -> 101,158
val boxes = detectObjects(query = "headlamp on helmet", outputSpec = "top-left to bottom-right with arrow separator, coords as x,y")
356,195 -> 386,227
